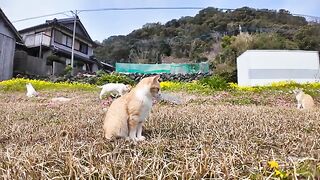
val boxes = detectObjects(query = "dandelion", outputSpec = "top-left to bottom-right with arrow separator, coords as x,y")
268,160 -> 279,169
274,169 -> 287,179
275,169 -> 281,175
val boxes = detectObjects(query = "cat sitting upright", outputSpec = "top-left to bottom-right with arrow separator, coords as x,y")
26,83 -> 39,97
293,88 -> 315,109
103,75 -> 161,141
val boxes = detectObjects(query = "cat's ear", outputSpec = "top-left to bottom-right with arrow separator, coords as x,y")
153,75 -> 160,82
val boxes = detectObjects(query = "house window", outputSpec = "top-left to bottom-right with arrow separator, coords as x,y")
54,30 -> 63,44
54,30 -> 67,45
54,30 -> 88,55
61,35 -> 67,45
66,36 -> 72,47
79,43 -> 88,54
74,40 -> 80,51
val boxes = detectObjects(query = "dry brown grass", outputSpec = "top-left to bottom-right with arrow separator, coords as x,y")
1,91 -> 320,179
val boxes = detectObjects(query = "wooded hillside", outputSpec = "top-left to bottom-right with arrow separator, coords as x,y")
94,6 -> 320,76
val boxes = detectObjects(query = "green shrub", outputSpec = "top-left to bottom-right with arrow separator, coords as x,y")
63,65 -> 72,76
217,71 -> 237,83
96,74 -> 135,85
95,70 -> 107,77
198,75 -> 230,90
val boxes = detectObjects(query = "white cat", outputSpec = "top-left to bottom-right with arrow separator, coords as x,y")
26,83 -> 39,97
98,83 -> 132,99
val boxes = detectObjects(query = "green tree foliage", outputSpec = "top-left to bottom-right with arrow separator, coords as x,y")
294,24 -> 320,51
252,33 -> 299,49
214,33 -> 299,81
94,6 -> 316,66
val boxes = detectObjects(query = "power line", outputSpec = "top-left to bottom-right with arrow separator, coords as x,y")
12,11 -> 71,23
78,7 -> 204,12
11,7 -> 320,23
12,7 -> 205,23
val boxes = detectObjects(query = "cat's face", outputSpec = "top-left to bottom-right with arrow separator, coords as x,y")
293,88 -> 302,95
138,75 -> 161,98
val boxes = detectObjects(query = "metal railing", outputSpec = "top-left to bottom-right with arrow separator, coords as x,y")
24,33 -> 51,47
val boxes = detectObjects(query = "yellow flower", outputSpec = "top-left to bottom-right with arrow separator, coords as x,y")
268,160 -> 279,169
274,169 -> 287,179
0,78 -> 95,91
275,169 -> 281,175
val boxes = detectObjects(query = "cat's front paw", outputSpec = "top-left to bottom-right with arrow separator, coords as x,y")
128,136 -> 139,142
137,136 -> 146,141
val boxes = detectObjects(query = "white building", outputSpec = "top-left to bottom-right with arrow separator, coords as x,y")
237,50 -> 320,86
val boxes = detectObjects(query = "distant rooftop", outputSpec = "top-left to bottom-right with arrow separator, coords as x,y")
19,16 -> 94,43
0,8 -> 22,42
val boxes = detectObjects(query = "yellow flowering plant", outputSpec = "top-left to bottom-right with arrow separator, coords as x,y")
230,81 -> 320,93
160,81 -> 210,93
268,160 -> 279,169
267,160 -> 288,179
0,78 -> 97,92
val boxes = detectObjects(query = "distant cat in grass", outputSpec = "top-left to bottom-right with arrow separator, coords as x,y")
26,83 -> 39,97
98,83 -> 132,99
103,75 -> 161,141
293,88 -> 314,109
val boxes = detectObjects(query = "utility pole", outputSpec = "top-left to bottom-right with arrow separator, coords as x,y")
71,10 -> 78,76
39,32 -> 43,58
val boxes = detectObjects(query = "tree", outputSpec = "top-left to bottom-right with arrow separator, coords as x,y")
94,6 -> 310,65
294,25 -> 320,51
252,33 -> 298,50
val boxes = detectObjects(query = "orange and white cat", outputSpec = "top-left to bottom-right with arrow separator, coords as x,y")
103,75 -> 161,141
293,88 -> 315,109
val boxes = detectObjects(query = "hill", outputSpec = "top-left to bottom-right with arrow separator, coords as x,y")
94,7 -> 320,72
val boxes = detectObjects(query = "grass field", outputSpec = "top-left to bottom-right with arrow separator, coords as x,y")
1,90 -> 320,179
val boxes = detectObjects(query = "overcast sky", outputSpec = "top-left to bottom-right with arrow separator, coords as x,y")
1,0 -> 320,42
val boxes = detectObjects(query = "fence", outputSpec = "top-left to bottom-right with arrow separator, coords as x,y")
116,62 -> 210,74
14,51 -> 51,76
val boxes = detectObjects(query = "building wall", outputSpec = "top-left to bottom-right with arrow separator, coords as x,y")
21,27 -> 93,59
0,18 -> 15,38
52,28 -> 93,58
17,24 -> 95,77
14,51 -> 51,76
92,63 -> 99,72
237,50 -> 320,86
62,23 -> 87,37
20,27 -> 51,41
0,18 -> 16,81
53,43 -> 91,59
53,61 -> 66,75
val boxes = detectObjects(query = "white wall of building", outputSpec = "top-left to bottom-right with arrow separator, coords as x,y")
237,50 -> 320,86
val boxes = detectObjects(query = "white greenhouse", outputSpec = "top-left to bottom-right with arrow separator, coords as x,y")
237,50 -> 320,86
